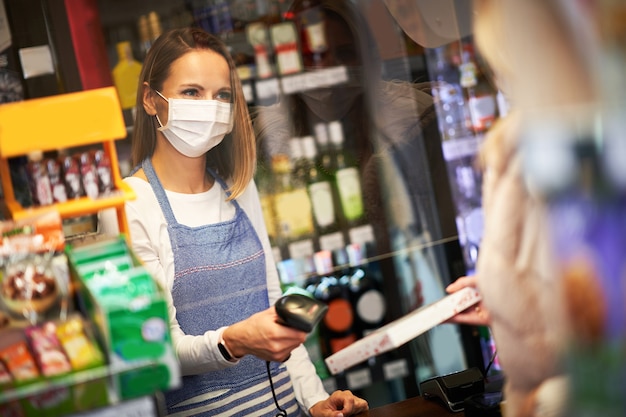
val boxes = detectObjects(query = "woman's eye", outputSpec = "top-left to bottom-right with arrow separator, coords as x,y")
216,91 -> 232,102
182,89 -> 199,97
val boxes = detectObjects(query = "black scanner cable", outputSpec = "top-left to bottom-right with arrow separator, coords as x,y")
266,360 -> 288,417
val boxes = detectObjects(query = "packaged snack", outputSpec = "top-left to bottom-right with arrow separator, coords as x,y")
0,341 -> 40,382
78,152 -> 99,199
1,255 -> 59,317
25,322 -> 72,377
0,357 -> 12,385
55,316 -> 104,371
60,155 -> 83,199
25,153 -> 53,207
46,158 -> 68,203
92,149 -> 113,194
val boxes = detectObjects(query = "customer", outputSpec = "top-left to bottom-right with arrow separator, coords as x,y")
444,0 -> 598,416
100,27 -> 367,417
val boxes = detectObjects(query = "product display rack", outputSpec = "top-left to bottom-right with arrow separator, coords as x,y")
0,87 -> 168,416
0,86 -> 135,236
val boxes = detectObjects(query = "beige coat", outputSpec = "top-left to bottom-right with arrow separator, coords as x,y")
476,110 -> 569,417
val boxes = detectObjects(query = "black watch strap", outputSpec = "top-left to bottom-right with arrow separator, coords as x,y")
218,341 -> 234,361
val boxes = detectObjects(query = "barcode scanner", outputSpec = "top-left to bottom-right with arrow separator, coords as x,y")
275,293 -> 328,333
268,294 -> 328,416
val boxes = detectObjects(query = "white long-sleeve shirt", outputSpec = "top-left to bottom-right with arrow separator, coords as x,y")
99,176 -> 329,412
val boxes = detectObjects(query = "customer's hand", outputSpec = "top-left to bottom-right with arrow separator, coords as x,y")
445,276 -> 491,326
222,306 -> 307,362
309,390 -> 369,417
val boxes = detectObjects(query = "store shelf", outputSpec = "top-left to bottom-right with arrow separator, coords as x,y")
0,87 -> 134,236
0,88 -> 126,157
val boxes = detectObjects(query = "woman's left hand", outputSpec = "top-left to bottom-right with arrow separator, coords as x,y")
309,390 -> 369,417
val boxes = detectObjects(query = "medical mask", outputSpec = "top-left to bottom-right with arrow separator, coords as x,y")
155,90 -> 233,158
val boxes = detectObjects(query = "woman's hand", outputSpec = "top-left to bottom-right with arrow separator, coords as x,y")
445,276 -> 491,327
222,306 -> 307,362
309,390 -> 369,417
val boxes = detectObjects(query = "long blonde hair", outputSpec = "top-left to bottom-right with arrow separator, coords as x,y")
131,27 -> 256,199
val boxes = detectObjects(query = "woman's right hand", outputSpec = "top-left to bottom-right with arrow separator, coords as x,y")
222,306 -> 308,362
445,276 -> 491,327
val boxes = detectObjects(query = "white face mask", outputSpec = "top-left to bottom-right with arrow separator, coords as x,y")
155,90 -> 234,158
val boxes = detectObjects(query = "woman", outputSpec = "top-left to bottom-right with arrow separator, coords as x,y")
445,1 -> 599,416
102,27 -> 367,417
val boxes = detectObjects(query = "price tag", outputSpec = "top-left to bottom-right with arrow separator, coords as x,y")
281,74 -> 303,94
78,396 -> 157,417
241,82 -> 253,103
255,78 -> 280,100
319,232 -> 345,252
288,239 -> 314,259
441,134 -> 484,161
349,224 -> 374,245
346,368 -> 372,390
383,358 -> 409,381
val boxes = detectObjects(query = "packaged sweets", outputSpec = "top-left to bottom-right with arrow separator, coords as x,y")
46,158 -> 68,204
25,155 -> 53,207
60,155 -> 83,199
0,341 -> 40,383
93,149 -> 113,194
25,322 -> 72,377
55,316 -> 104,371
78,152 -> 100,199
0,212 -> 68,325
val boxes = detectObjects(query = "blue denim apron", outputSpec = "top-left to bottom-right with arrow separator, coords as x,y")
140,159 -> 299,416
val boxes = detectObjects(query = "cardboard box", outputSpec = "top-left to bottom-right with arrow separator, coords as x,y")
325,287 -> 482,375
66,236 -> 180,401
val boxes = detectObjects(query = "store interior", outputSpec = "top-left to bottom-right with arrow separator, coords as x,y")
0,0 -> 625,416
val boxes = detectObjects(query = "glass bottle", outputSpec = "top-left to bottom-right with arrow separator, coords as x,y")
112,41 -> 142,110
328,120 -> 365,227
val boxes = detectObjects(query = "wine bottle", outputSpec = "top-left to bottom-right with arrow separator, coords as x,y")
313,250 -> 357,356
271,152 -> 314,244
301,136 -> 342,248
346,243 -> 386,338
328,120 -> 365,226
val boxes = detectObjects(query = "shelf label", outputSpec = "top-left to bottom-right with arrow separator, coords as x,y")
319,232 -> 345,252
288,239 -> 314,260
349,224 -> 374,246
441,134 -> 485,161
346,368 -> 372,390
383,358 -> 409,381
255,78 -> 280,100
241,82 -> 253,103
281,74 -> 303,94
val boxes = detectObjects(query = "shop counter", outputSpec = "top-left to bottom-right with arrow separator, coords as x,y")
355,395 -> 463,417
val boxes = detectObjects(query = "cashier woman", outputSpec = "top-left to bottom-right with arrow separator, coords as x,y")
99,27 -> 367,417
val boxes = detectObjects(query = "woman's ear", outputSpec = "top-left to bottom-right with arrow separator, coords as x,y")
142,82 -> 158,116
